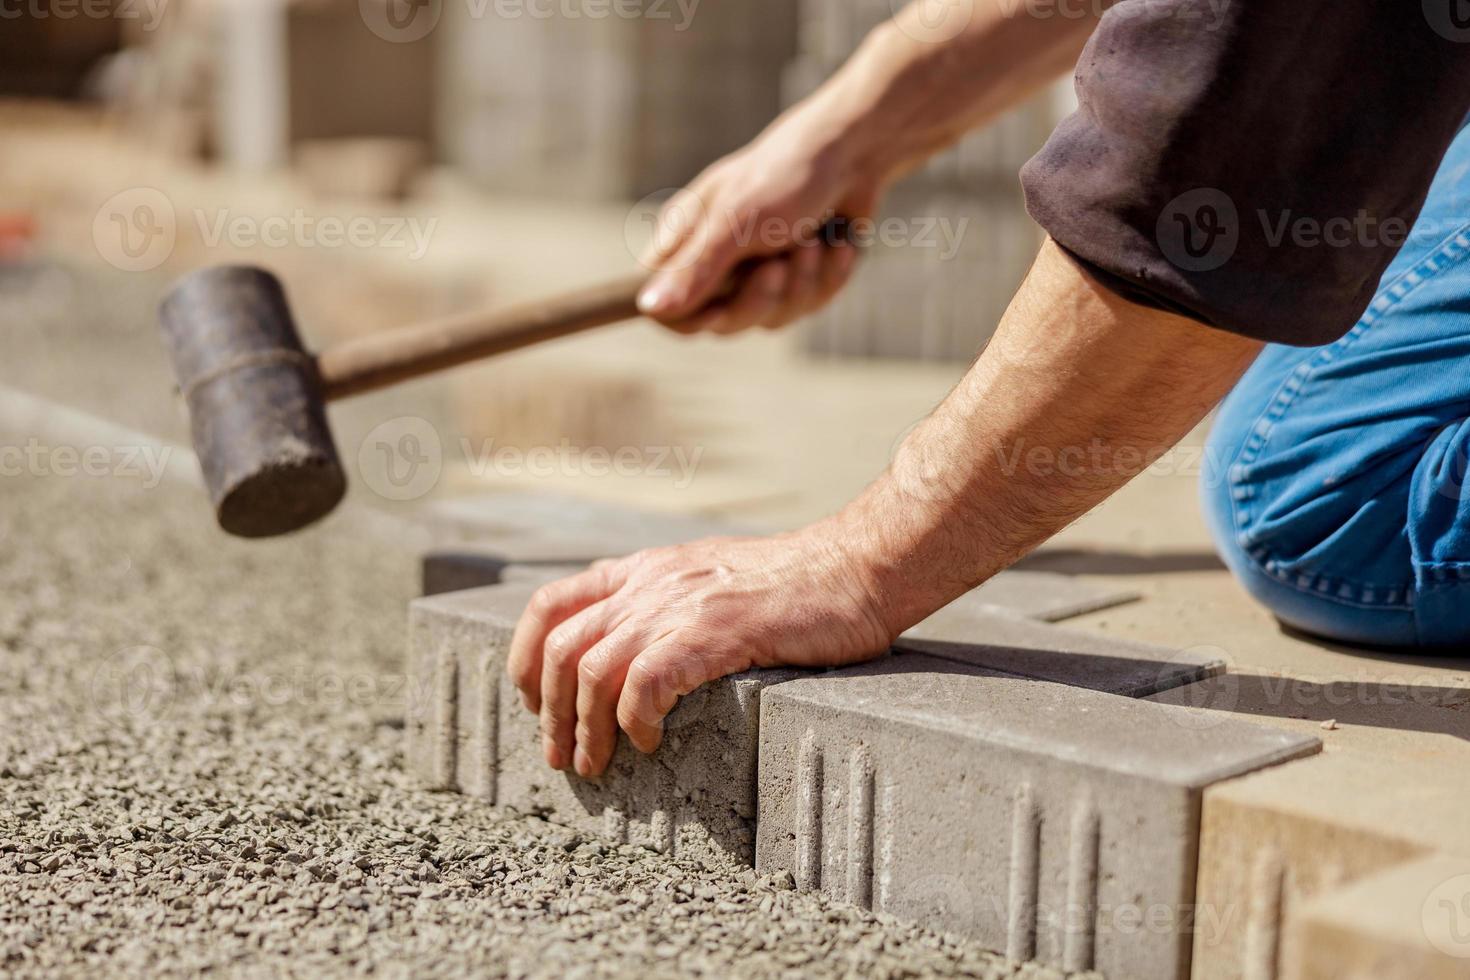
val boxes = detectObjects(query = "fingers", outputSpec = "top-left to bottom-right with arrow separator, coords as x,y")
571,622 -> 651,777
654,239 -> 859,336
538,598 -> 623,770
638,221 -> 742,323
764,242 -> 823,330
616,636 -> 717,755
817,241 -> 859,307
638,186 -> 704,269
506,561 -> 627,717
673,259 -> 790,336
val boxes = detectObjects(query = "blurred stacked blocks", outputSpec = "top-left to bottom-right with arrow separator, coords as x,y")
438,0 -> 798,199
786,0 -> 1057,360
8,0 -> 1061,360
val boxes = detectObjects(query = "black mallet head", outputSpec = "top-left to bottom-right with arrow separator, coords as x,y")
159,266 -> 346,538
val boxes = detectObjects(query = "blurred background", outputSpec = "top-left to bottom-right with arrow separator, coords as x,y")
0,0 -> 1076,530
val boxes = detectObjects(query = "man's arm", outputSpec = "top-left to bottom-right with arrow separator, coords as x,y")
635,1 -> 1101,333
507,240 -> 1262,777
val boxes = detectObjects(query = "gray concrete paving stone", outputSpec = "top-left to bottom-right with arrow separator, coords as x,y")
756,654 -> 1321,979
408,583 -> 801,869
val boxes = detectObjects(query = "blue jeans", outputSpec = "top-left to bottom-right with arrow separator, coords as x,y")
1202,122 -> 1470,648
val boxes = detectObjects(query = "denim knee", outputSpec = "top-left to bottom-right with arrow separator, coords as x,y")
1200,385 -> 1422,648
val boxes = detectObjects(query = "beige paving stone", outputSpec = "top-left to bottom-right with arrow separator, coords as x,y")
1287,853 -> 1470,980
1189,750 -> 1470,980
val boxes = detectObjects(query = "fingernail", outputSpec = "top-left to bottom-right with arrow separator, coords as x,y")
637,283 -> 671,314
573,746 -> 593,778
520,692 -> 536,714
543,734 -> 565,770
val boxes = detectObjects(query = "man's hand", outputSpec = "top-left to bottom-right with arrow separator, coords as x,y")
635,101 -> 887,335
634,0 -> 1104,335
509,240 -> 1262,778
505,528 -> 893,777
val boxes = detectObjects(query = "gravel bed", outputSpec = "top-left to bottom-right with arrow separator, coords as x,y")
0,438 -> 1076,979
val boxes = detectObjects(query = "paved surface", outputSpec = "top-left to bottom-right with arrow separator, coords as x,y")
0,447 -> 1080,978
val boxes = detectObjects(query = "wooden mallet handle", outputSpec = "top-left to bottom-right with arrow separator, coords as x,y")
316,272 -> 647,401
316,217 -> 854,401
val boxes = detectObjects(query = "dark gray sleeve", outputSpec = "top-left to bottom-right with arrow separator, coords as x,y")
1020,0 -> 1470,346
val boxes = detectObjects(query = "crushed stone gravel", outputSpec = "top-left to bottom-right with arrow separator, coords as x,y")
0,433 -> 1082,979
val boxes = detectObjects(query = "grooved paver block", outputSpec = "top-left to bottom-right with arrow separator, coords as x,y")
406,582 -> 798,867
1187,750 -> 1470,980
897,606 -> 1218,697
1288,853 -> 1470,980
755,655 -> 1320,979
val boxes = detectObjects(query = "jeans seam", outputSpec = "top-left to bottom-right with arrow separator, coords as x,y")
1224,224 -> 1470,611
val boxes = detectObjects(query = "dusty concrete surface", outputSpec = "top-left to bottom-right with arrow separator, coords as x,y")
0,441 -> 1084,978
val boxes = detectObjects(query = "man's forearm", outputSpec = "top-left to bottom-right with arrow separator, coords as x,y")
828,240 -> 1264,634
805,1 -> 1103,184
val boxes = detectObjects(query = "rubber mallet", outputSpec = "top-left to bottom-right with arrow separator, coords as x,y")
157,214 -> 861,538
